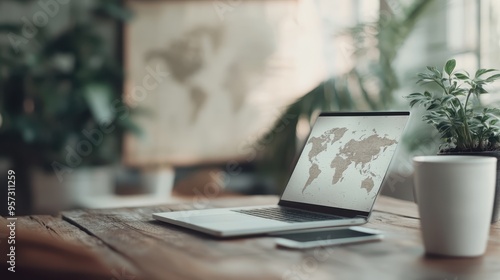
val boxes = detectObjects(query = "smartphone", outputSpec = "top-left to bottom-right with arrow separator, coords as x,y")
272,226 -> 383,249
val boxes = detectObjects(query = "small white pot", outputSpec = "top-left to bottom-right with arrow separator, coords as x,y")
413,156 -> 496,257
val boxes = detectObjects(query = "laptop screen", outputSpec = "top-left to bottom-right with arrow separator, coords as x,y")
280,112 -> 409,213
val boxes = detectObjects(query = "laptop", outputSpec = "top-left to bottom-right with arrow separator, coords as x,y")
153,112 -> 409,237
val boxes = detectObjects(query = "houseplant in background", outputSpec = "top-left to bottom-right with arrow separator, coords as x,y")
406,59 -> 500,222
0,0 -> 138,214
256,0 -> 432,192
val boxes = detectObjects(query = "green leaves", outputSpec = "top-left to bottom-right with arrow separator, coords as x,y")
406,91 -> 437,109
83,83 -> 114,124
475,68 -> 496,78
486,73 -> 500,83
93,1 -> 134,21
0,1 -> 136,167
407,59 -> 500,151
454,73 -> 469,80
426,66 -> 441,77
445,59 -> 456,75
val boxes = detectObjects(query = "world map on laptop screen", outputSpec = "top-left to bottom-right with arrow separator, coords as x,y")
280,114 -> 408,212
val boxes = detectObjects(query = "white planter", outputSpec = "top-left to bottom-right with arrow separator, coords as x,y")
66,166 -> 116,205
413,156 -> 496,257
63,166 -> 115,200
32,165 -> 176,212
31,166 -> 115,213
31,168 -> 71,214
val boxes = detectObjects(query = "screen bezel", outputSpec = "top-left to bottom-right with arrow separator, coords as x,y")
277,111 -> 410,219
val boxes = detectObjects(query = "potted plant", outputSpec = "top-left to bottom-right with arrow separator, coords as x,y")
0,1 -> 137,214
407,59 -> 500,222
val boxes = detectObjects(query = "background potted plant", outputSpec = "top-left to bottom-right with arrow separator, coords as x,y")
0,1 -> 138,214
407,59 -> 500,222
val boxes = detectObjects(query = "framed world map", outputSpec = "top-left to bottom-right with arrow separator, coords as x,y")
123,0 -> 326,166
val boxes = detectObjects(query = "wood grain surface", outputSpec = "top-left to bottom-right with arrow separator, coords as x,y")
3,195 -> 500,280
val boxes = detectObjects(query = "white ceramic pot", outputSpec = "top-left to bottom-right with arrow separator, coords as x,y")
413,156 -> 496,257
66,166 -> 116,201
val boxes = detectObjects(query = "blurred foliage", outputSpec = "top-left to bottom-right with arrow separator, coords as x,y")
257,0 -> 433,191
0,0 -> 137,169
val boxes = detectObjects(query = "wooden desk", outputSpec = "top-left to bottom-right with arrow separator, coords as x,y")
3,195 -> 500,279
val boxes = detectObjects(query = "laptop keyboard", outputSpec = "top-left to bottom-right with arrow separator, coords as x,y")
232,207 -> 342,223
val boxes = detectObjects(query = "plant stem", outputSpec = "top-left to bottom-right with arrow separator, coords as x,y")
443,109 -> 466,149
462,89 -> 474,149
435,78 -> 449,95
